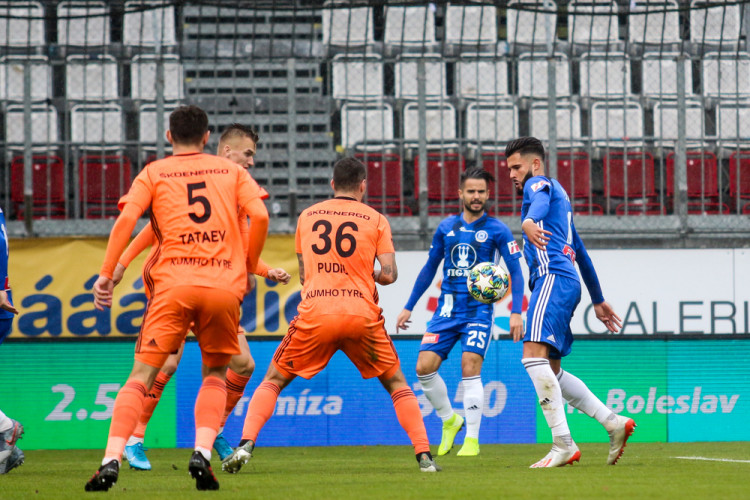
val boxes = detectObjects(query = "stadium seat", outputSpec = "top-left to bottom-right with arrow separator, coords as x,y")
444,4 -> 498,48
641,52 -> 693,99
0,1 -> 45,48
321,4 -> 375,48
65,54 -> 119,101
0,55 -> 52,101
10,155 -> 66,219
340,102 -> 395,151
567,0 -> 620,47
729,151 -> 750,200
331,53 -> 384,101
138,102 -> 179,160
701,52 -> 750,99
653,100 -> 708,150
665,151 -> 720,209
356,153 -> 411,216
628,0 -> 681,46
455,54 -> 509,100
123,0 -> 177,47
79,155 -> 132,219
557,151 -> 603,215
479,153 -> 522,216
529,101 -> 585,149
403,102 -> 457,147
590,101 -> 645,147
384,5 -> 436,49
395,54 -> 447,100
604,151 -> 658,214
131,54 -> 184,101
4,103 -> 59,149
690,0 -> 742,46
465,101 -> 519,150
414,152 -> 465,215
716,101 -> 750,151
506,0 -> 558,48
57,1 -> 110,47
579,52 -> 631,98
517,52 -> 571,99
614,202 -> 665,215
70,103 -> 125,150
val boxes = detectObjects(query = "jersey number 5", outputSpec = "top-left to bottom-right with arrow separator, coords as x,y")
187,182 -> 211,223
311,220 -> 358,257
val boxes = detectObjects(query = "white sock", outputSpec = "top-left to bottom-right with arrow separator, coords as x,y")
522,358 -> 570,438
218,426 -> 225,434
195,447 -> 211,461
0,410 -> 11,433
557,369 -> 617,432
417,372 -> 454,421
126,436 -> 144,447
462,376 -> 483,439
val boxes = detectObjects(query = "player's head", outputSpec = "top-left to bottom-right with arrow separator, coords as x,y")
505,136 -> 545,195
331,157 -> 367,200
459,167 -> 493,216
167,105 -> 210,148
218,123 -> 259,169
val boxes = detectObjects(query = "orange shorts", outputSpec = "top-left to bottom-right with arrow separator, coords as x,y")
272,314 -> 400,380
135,285 -> 241,368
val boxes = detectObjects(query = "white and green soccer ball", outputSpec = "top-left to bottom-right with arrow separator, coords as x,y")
466,262 -> 510,304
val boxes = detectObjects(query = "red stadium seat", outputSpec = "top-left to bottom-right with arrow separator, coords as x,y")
557,151 -> 603,215
10,155 -> 66,219
603,151 -> 656,199
356,153 -> 410,216
414,152 -> 465,216
79,155 -> 132,219
729,151 -> 750,200
665,151 -> 719,198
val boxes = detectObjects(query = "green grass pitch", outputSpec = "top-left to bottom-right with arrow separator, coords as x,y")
2,443 -> 749,499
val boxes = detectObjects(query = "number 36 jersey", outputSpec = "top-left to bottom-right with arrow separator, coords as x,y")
295,197 -> 394,320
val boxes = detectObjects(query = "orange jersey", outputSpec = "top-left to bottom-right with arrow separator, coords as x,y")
117,152 -> 268,299
295,196 -> 394,320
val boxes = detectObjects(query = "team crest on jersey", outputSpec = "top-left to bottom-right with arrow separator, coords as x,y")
530,180 -> 550,192
450,243 -> 477,269
507,240 -> 520,254
475,230 -> 488,242
422,333 -> 439,344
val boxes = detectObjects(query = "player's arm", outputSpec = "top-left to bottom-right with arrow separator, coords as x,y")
113,222 -> 155,286
374,252 -> 397,285
296,253 -> 305,285
255,257 -> 291,284
240,197 -> 269,275
522,183 -> 552,250
572,226 -> 622,333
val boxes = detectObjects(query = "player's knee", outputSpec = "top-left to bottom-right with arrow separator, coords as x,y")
161,359 -> 180,376
231,355 -> 255,377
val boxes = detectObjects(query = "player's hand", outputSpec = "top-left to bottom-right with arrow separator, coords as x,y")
509,312 -> 523,342
267,268 -> 291,285
246,274 -> 257,294
93,275 -> 114,310
522,219 -> 551,250
594,301 -> 622,333
396,309 -> 412,333
112,263 -> 127,287
0,290 -> 18,315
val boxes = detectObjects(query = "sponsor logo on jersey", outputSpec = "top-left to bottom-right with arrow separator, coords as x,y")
563,244 -> 576,262
450,243 -> 477,269
3,277 -> 8,289
421,333 -> 440,344
467,322 -> 488,329
507,240 -> 520,255
475,230 -> 488,242
530,180 -> 550,192
459,227 -> 475,233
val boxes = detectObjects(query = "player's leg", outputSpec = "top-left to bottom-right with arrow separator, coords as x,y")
457,351 -> 484,457
0,407 -> 24,474
552,360 -> 636,464
214,332 -> 255,460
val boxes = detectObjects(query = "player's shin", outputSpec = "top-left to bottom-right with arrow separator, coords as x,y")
391,387 -> 431,455
462,376 -> 483,439
104,380 -> 148,463
194,376 -> 227,460
240,381 -> 281,444
417,372 -> 453,421
522,358 -> 570,438
222,368 -> 251,427
132,371 -> 173,441
557,369 -> 617,431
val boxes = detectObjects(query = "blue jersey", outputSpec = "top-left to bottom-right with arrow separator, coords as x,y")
521,176 -> 604,303
405,212 -> 524,322
0,208 -> 13,320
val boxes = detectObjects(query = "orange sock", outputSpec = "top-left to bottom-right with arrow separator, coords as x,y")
221,368 -> 251,428
104,380 -> 148,461
133,371 -> 172,439
241,381 -> 280,442
391,387 -> 430,455
194,376 -> 227,451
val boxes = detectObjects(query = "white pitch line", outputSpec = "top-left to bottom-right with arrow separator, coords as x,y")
673,456 -> 750,464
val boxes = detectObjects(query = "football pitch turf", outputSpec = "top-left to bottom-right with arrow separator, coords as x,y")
3,442 -> 749,499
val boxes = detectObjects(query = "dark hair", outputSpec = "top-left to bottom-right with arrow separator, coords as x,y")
219,123 -> 260,145
460,167 -> 494,188
332,157 -> 366,192
169,105 -> 209,145
505,136 -> 545,160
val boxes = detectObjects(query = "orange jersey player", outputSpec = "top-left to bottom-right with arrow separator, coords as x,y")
221,157 -> 441,475
85,105 -> 269,492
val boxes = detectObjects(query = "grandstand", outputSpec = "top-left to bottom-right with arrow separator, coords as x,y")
1,0 -> 750,245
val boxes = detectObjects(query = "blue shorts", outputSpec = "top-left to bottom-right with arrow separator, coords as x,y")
0,317 -> 13,345
420,315 -> 493,360
524,274 -> 581,359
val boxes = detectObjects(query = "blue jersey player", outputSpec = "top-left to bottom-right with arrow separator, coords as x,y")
396,168 -> 524,457
505,137 -> 635,468
0,207 -> 24,475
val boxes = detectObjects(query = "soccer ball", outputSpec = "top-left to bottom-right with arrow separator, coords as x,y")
466,262 -> 510,304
